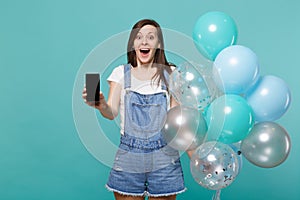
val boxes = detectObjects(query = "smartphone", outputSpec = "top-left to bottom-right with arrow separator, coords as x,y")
85,73 -> 100,103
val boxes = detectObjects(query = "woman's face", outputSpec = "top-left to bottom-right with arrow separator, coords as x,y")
133,25 -> 161,66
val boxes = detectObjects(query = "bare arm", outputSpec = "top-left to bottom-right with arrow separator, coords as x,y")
170,95 -> 179,109
82,81 -> 121,120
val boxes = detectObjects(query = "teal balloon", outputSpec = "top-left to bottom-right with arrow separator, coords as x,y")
205,94 -> 255,143
193,11 -> 238,61
213,45 -> 260,94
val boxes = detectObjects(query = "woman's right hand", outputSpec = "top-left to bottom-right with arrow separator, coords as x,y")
82,81 -> 120,120
82,86 -> 108,111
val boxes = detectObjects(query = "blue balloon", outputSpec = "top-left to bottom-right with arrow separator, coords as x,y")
213,45 -> 260,94
245,75 -> 291,122
193,11 -> 238,61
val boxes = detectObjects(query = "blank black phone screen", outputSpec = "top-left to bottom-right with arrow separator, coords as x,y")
86,73 -> 100,102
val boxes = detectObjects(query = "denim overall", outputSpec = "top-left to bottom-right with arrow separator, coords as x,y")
106,64 -> 185,196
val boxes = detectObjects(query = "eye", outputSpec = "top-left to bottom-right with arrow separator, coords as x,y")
136,35 -> 142,40
148,35 -> 155,40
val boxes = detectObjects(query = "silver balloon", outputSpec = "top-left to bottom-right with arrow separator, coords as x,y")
241,121 -> 291,168
190,141 -> 240,190
161,105 -> 207,151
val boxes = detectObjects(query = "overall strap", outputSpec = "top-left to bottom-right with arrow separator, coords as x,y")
124,64 -> 131,89
124,63 -> 169,91
161,69 -> 169,91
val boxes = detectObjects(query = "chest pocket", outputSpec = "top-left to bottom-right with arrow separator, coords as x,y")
126,91 -> 167,134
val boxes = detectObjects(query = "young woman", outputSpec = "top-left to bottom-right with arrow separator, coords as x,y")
83,19 -> 186,200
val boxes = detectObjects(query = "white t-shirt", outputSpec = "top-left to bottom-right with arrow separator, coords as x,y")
107,65 -> 170,135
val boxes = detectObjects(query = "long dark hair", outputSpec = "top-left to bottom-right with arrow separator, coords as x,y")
127,19 -> 173,87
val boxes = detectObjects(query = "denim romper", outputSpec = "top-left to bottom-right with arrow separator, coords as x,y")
106,64 -> 186,197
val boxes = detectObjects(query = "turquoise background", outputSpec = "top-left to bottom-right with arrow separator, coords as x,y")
1,0 -> 299,199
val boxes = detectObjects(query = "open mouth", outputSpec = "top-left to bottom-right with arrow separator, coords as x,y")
140,48 -> 150,55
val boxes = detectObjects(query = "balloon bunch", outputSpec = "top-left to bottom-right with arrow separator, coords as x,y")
162,11 -> 292,197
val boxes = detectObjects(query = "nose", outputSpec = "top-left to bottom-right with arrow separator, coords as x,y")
142,36 -> 148,45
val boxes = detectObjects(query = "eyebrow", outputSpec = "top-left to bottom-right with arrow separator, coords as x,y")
137,31 -> 155,35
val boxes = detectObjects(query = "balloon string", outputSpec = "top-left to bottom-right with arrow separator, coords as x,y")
212,189 -> 221,200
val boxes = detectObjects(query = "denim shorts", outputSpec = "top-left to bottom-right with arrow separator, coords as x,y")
106,157 -> 186,197
106,140 -> 186,197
